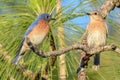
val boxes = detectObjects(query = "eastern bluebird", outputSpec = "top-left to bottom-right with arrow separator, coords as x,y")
12,13 -> 55,65
77,11 -> 108,73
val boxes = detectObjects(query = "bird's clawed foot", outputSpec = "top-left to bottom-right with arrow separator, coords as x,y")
92,65 -> 99,71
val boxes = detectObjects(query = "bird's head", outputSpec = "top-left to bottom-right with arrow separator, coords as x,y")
36,13 -> 55,22
86,11 -> 103,21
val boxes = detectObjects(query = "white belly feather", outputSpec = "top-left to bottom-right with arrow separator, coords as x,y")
87,31 -> 106,48
30,34 -> 46,45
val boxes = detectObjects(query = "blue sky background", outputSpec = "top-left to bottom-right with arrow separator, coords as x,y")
62,0 -> 120,29
62,0 -> 89,28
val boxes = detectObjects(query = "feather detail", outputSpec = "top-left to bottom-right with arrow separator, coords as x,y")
27,20 -> 49,45
86,19 -> 108,49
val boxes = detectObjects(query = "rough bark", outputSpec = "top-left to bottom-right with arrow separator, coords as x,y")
98,0 -> 120,18
78,70 -> 87,80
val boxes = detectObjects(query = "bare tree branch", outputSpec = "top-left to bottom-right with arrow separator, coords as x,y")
24,1 -> 120,80
26,37 -> 86,57
26,37 -> 120,57
98,0 -> 120,18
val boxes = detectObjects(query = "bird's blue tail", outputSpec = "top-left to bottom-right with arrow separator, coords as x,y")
11,39 -> 25,65
11,53 -> 22,65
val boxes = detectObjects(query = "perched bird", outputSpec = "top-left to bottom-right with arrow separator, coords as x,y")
12,13 -> 55,65
77,11 -> 108,73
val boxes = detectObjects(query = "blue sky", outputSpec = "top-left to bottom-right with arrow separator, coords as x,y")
62,0 -> 90,28
62,0 -> 120,29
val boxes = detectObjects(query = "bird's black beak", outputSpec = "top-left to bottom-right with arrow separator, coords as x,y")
86,13 -> 90,15
50,14 -> 56,20
51,18 -> 56,20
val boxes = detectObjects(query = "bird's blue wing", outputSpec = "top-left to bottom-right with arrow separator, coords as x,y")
24,20 -> 38,37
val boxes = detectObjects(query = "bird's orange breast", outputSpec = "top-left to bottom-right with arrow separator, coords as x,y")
27,20 -> 49,45
87,20 -> 108,34
30,20 -> 49,35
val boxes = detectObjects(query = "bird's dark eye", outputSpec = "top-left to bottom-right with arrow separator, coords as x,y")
95,12 -> 97,15
46,16 -> 49,19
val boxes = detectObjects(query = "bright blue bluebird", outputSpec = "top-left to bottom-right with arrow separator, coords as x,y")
12,13 -> 55,65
